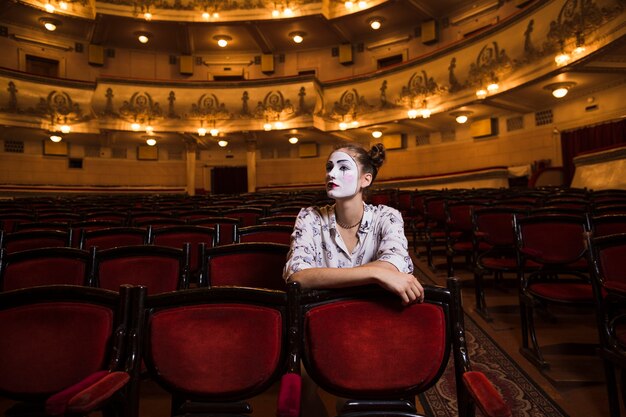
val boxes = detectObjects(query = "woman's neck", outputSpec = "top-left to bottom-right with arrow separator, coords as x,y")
335,197 -> 364,226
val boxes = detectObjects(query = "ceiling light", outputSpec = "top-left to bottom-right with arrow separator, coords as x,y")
213,35 -> 232,47
344,1 -> 353,9
49,134 -> 62,142
59,1 -> 68,10
572,45 -> 586,56
144,12 -> 152,21
197,127 -> 207,136
290,32 -> 305,44
44,3 -> 55,13
368,17 -> 382,30
486,83 -> 499,93
283,7 -> 293,16
210,128 -> 219,136
407,109 -> 418,119
420,108 -> 431,118
450,111 -> 472,124
218,140 -> 228,147
145,125 -> 154,134
339,122 -> 348,130
475,89 -> 487,99
544,82 -> 576,99
40,18 -> 60,32
274,121 -> 284,129
59,124 -> 71,134
202,12 -> 210,20
554,52 -> 571,66
136,32 -> 151,44
358,1 -> 367,8
371,130 -> 383,139
272,9 -> 280,17
289,137 -> 299,144
131,122 -> 141,131
146,137 -> 157,146
264,122 -> 272,131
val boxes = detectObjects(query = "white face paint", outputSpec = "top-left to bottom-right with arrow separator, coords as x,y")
325,151 -> 360,199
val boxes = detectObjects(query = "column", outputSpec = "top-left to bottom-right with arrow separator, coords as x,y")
246,135 -> 257,193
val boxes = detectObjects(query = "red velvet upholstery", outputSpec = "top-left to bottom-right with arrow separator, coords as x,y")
85,234 -> 145,250
238,231 -> 291,245
151,227 -> 216,274
147,304 -> 282,396
518,222 -> 586,264
5,237 -> 68,253
462,371 -> 512,417
98,254 -> 181,294
276,372 -> 301,417
599,245 -> 626,292
209,253 -> 286,290
3,257 -> 87,291
305,299 -> 445,393
205,244 -> 289,291
66,372 -> 130,413
0,303 -> 113,394
529,283 -> 593,302
45,370 -> 109,415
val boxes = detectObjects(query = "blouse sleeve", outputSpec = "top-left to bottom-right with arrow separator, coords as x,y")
283,207 -> 320,282
376,207 -> 414,274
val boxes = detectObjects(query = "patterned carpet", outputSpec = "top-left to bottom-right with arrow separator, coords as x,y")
419,314 -> 568,417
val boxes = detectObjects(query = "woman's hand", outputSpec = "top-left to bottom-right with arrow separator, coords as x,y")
372,262 -> 424,305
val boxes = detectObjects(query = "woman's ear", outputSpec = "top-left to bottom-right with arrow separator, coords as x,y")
361,172 -> 373,188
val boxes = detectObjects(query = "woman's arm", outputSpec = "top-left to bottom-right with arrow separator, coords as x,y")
290,260 -> 423,305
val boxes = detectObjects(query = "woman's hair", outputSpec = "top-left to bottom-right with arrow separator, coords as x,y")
334,142 -> 386,184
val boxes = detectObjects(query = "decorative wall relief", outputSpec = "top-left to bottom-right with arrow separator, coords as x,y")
188,93 -> 230,120
167,91 -> 179,119
398,70 -> 445,110
543,0 -> 623,57
253,90 -> 296,124
119,91 -> 163,124
1,81 -> 19,113
329,88 -> 373,125
466,42 -> 512,90
34,90 -> 88,124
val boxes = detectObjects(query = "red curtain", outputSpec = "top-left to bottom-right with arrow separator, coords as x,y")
561,118 -> 626,185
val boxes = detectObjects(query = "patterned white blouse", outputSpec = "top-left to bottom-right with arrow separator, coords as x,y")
283,203 -> 414,281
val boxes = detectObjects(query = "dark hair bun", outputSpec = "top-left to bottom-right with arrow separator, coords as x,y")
369,143 -> 386,169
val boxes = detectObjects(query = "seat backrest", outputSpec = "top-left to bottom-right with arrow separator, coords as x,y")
589,214 -> 626,238
135,285 -> 292,412
473,207 -> 527,247
201,242 -> 289,290
299,278 -> 471,407
446,200 -> 489,233
0,214 -> 37,233
223,208 -> 265,227
1,229 -> 72,253
92,244 -> 190,294
588,233 -> 626,295
0,285 -> 132,397
258,215 -> 298,226
150,225 -> 217,273
189,217 -> 240,246
236,224 -> 293,245
80,226 -> 149,250
514,214 -> 588,264
0,247 -> 92,291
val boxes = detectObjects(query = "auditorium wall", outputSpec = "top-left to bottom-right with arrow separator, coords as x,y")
2,81 -> 625,192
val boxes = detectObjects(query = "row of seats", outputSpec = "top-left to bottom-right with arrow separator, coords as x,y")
413,202 -> 626,416
0,241 -> 290,293
0,279 -> 513,417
